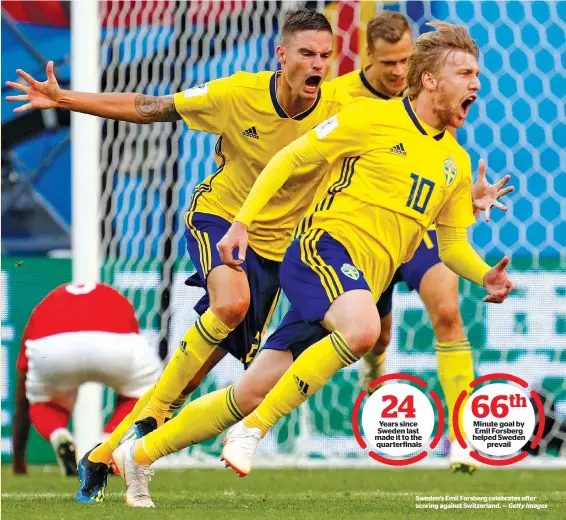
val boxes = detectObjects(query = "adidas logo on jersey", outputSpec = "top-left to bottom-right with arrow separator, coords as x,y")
293,375 -> 309,396
242,126 -> 259,139
390,142 -> 407,156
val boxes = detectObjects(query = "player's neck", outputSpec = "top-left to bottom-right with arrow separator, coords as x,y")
364,65 -> 392,99
275,74 -> 316,118
412,93 -> 446,132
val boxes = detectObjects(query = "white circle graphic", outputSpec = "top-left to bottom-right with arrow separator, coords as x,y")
463,383 -> 536,456
361,383 -> 435,456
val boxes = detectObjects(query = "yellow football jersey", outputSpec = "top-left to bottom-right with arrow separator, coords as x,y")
174,72 -> 351,261
296,97 -> 475,298
329,66 -> 391,100
330,68 -> 443,238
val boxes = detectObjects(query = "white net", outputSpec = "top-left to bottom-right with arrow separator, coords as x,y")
98,1 -> 566,467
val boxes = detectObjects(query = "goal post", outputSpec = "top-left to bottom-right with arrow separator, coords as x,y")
70,0 -> 103,458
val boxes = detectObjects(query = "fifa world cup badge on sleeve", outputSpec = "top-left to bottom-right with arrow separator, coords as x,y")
314,115 -> 338,140
184,83 -> 208,99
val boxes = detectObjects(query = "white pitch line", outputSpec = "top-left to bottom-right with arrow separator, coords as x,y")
3,490 -> 564,500
1,492 -> 123,499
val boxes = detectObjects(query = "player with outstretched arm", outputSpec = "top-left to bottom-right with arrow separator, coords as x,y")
214,20 -> 515,477
108,21 -> 515,505
330,10 -> 513,472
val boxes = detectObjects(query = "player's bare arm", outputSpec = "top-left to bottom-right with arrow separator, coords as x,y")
12,369 -> 30,475
5,60 -> 181,124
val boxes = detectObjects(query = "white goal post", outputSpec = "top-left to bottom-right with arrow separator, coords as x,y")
70,0 -> 103,458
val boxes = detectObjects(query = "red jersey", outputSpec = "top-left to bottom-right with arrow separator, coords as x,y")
17,283 -> 139,370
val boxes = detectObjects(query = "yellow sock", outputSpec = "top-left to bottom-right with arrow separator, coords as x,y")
87,384 -> 155,465
87,442 -> 114,466
139,309 -> 233,425
244,331 -> 358,435
165,391 -> 192,421
133,385 -> 243,464
436,338 -> 475,441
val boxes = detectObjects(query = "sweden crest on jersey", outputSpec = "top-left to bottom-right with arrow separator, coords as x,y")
341,263 -> 360,280
444,156 -> 457,187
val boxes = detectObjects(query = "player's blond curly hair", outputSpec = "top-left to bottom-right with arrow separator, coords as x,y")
406,21 -> 479,99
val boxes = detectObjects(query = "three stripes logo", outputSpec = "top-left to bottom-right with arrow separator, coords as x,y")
390,142 -> 407,156
242,126 -> 259,139
293,375 -> 310,396
179,340 -> 188,354
121,427 -> 139,444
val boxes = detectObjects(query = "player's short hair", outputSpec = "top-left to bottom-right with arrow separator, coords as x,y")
366,11 -> 411,50
281,8 -> 332,44
406,21 -> 479,99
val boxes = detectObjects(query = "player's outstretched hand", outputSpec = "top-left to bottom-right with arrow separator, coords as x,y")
472,159 -> 514,222
218,222 -> 248,272
483,256 -> 516,303
5,61 -> 62,113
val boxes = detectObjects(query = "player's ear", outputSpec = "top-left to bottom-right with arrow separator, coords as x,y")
276,45 -> 286,66
421,71 -> 437,91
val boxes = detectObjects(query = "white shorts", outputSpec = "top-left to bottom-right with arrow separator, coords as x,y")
25,331 -> 162,407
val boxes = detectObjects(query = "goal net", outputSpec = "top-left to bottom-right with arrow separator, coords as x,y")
98,0 -> 565,467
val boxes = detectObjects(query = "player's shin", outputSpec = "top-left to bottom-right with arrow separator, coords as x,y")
436,338 -> 475,440
139,309 -> 233,425
243,331 -> 359,435
133,385 -> 243,465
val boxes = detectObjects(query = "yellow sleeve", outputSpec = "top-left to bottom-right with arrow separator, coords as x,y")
306,99 -> 370,164
234,133 -> 326,226
173,76 -> 232,134
436,225 -> 490,286
436,156 -> 476,228
235,103 -> 369,226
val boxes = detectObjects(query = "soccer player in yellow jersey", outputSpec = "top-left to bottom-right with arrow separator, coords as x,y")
99,21 -> 508,506
211,21 -> 515,477
330,11 -> 513,473
7,9 -> 352,505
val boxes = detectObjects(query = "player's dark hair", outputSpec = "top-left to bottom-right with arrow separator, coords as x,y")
367,11 -> 411,50
281,9 -> 333,44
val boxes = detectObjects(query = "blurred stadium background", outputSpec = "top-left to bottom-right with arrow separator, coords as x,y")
1,0 -> 565,470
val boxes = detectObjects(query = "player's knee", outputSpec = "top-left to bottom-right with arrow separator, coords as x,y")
431,303 -> 463,337
342,325 -> 380,357
211,295 -> 249,328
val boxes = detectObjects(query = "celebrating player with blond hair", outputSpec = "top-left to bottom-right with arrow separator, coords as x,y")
107,20 -> 513,504
332,11 -> 513,473
214,20 -> 515,477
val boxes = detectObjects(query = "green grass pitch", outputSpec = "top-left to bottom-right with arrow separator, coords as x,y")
2,466 -> 565,519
